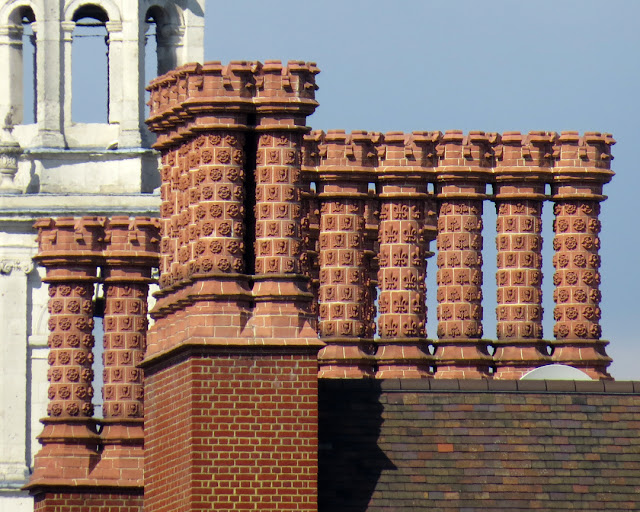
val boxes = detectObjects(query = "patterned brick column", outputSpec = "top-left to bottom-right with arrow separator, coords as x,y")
551,132 -> 615,379
28,217 -> 102,488
492,132 -> 553,379
313,130 -> 375,377
435,131 -> 492,378
375,131 -> 438,378
99,216 -> 160,486
249,60 -> 321,343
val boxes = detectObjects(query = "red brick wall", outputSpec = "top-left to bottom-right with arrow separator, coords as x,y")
33,492 -> 143,512
145,350 -> 319,512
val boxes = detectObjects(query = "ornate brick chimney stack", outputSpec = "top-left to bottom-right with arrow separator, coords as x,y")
29,217 -> 103,491
145,60 -> 323,512
374,131 -> 439,378
434,131 -> 493,378
312,129 -> 377,378
550,131 -> 615,378
27,215 -> 158,510
492,131 -> 554,378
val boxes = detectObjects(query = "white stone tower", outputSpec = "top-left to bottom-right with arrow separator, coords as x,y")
0,1 -> 205,510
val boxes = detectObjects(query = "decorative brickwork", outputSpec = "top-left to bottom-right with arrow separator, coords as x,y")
28,55 -> 623,512
375,131 -> 437,378
492,132 -> 554,378
551,131 -> 614,378
435,131 -> 492,378
28,216 -> 157,506
313,130 -> 376,377
144,60 -> 323,512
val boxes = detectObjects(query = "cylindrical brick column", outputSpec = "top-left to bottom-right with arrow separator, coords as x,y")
101,216 -> 159,452
551,131 -> 614,379
492,131 -> 553,378
435,131 -> 492,378
29,217 -> 102,487
249,60 -> 321,342
375,131 -> 438,378
314,130 -> 375,377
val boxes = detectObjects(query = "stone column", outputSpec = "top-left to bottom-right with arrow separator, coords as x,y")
551,131 -> 614,379
375,131 -> 438,378
0,257 -> 34,489
434,131 -> 492,378
109,19 -> 142,147
0,20 -> 25,193
314,130 -> 375,378
28,217 -> 102,488
35,1 -> 65,147
0,22 -> 23,125
61,21 -> 74,131
492,131 -> 553,379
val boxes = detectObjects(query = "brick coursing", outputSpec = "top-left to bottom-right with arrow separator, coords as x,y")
33,491 -> 143,512
319,379 -> 640,511
144,350 -> 319,512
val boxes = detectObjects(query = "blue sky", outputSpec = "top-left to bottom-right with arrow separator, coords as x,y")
72,0 -> 640,380
202,0 -> 640,379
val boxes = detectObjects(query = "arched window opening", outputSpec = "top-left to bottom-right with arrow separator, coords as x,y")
145,6 -> 177,77
71,5 -> 109,123
5,6 -> 36,126
144,10 -> 160,120
21,8 -> 36,124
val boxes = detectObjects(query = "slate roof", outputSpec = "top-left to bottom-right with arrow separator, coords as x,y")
319,379 -> 640,512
